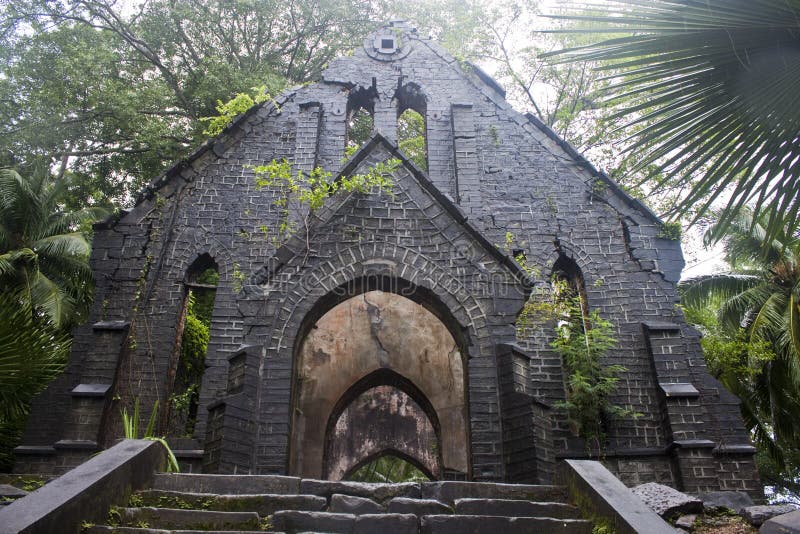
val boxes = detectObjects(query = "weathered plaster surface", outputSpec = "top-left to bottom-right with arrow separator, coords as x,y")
293,290 -> 467,478
327,385 -> 439,480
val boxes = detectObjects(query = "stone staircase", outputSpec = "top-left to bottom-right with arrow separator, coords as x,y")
83,473 -> 594,533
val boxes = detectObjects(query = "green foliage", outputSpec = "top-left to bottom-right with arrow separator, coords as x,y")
0,296 -> 69,422
0,293 -> 70,470
168,289 -> 213,437
681,209 -> 800,487
201,86 -> 273,137
0,168 -> 104,330
346,108 -> 374,154
550,0 -> 800,246
2,0 -> 381,206
552,299 -> 631,447
397,109 -> 427,171
180,301 -> 210,381
657,221 -> 682,241
120,398 -> 180,472
507,228 -> 633,447
348,454 -> 430,483
591,518 -> 617,534
252,158 -> 398,246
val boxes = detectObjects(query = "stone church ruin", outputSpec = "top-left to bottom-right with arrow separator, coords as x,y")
16,21 -> 760,495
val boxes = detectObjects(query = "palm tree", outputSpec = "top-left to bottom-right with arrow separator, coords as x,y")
0,168 -> 104,330
551,0 -> 800,243
681,210 -> 800,467
0,293 -> 70,469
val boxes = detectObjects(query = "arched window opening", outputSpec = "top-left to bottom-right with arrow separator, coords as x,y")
346,450 -> 432,482
395,83 -> 428,171
346,86 -> 377,157
165,254 -> 218,437
552,254 -> 588,332
398,108 -> 427,171
550,253 -> 621,447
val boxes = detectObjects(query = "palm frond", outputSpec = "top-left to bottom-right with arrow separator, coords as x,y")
33,232 -> 91,260
546,0 -> 800,243
0,292 -> 68,421
679,273 -> 760,309
29,271 -> 74,329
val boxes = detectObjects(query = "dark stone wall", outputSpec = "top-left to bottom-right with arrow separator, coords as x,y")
17,22 -> 759,494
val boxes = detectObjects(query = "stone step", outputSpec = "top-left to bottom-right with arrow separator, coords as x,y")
87,528 -> 279,534
420,514 -> 594,534
135,489 -> 326,515
151,474 -> 571,505
386,496 -> 453,515
114,506 -> 262,531
152,473 -> 300,495
454,497 -> 580,519
271,510 -> 592,534
421,481 -> 569,505
271,510 -> 418,534
298,479 -> 421,501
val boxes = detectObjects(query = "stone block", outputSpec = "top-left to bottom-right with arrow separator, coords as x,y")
696,490 -> 754,512
741,505 -> 799,527
299,479 -> 421,500
331,493 -> 384,514
632,482 -> 703,519
354,513 -> 418,534
454,498 -> 578,519
760,510 -> 800,534
387,497 -> 452,515
271,510 -> 356,533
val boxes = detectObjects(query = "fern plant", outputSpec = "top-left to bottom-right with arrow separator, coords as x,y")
121,398 -> 179,472
552,297 -> 635,449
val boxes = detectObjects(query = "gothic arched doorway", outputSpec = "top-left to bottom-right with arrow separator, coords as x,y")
289,288 -> 469,479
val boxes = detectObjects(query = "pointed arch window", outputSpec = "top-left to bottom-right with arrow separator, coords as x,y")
165,254 -> 218,437
551,254 -> 589,332
346,87 -> 376,156
396,83 -> 428,171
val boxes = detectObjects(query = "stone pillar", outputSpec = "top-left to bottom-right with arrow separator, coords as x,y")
642,322 -> 760,495
451,103 -> 483,229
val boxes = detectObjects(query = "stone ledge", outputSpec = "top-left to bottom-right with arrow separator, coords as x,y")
13,446 -> 56,456
557,459 -> 675,534
712,444 -> 757,455
54,440 -> 99,451
672,440 -> 716,450
0,439 -> 165,534
92,320 -> 129,331
172,449 -> 204,459
70,383 -> 112,397
659,383 -> 700,398
556,446 -> 670,460
642,322 -> 681,332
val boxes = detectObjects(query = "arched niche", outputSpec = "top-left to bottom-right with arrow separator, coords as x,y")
324,371 -> 441,480
290,287 -> 469,479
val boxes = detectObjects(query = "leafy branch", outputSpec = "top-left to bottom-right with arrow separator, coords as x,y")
251,157 -> 399,250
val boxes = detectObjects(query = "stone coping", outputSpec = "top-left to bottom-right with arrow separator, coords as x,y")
0,439 -> 165,534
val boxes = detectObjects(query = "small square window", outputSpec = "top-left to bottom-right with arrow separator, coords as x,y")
381,38 -> 394,50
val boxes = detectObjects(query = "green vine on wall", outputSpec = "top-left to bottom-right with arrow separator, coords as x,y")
505,233 -> 636,448
551,297 -> 636,449
250,157 -> 399,249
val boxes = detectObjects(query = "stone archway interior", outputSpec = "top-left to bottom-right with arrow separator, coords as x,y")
347,451 -> 432,482
291,289 -> 469,478
326,385 -> 439,480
